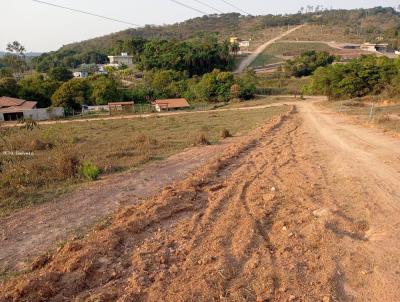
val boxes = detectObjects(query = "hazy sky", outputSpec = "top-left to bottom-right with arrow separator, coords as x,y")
1,0 -> 399,52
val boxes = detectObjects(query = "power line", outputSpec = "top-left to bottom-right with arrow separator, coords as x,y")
217,0 -> 250,15
31,0 -> 140,27
191,0 -> 224,14
168,0 -> 208,15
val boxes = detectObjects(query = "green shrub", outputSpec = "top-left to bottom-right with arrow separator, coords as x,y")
79,161 -> 100,181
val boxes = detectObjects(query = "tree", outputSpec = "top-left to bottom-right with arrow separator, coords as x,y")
284,51 -> 335,77
51,78 -> 90,109
144,69 -> 187,99
140,37 -> 234,76
237,70 -> 257,100
193,69 -> 234,102
48,67 -> 73,82
90,76 -> 120,105
5,41 -> 27,74
0,77 -> 18,97
7,41 -> 26,57
230,42 -> 240,56
18,74 -> 61,108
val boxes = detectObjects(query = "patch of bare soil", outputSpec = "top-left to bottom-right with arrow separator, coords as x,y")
0,141 -> 230,273
1,104 -> 400,302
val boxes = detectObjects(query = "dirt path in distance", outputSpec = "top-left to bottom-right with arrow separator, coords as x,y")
235,25 -> 304,73
1,103 -> 400,301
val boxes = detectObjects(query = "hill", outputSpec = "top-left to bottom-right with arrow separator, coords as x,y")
60,7 -> 400,53
29,7 -> 400,72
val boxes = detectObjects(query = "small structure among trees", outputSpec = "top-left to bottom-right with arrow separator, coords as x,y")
151,98 -> 190,112
108,101 -> 135,114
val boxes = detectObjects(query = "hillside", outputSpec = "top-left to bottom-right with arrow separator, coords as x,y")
60,7 -> 400,53
61,13 -> 266,53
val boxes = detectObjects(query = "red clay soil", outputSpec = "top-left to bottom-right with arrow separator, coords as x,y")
1,103 -> 400,302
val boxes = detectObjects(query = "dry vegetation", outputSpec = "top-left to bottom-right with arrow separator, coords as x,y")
256,74 -> 312,95
320,99 -> 400,133
250,41 -> 335,68
281,24 -> 366,43
0,106 -> 288,217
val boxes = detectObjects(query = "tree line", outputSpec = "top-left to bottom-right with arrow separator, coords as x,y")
307,55 -> 400,99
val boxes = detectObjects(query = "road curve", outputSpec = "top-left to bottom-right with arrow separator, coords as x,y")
235,24 -> 305,73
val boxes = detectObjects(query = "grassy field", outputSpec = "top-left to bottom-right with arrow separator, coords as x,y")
321,99 -> 400,133
250,41 -> 334,68
0,106 -> 288,217
281,24 -> 365,43
256,73 -> 312,95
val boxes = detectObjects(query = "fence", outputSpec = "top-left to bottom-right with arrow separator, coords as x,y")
335,101 -> 400,123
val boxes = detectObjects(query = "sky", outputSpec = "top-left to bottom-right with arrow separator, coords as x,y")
1,0 -> 399,52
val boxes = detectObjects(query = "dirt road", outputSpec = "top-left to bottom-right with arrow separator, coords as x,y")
1,102 -> 400,301
235,25 -> 304,73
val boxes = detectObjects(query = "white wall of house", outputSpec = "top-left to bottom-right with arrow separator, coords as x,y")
23,107 -> 64,121
108,54 -> 134,66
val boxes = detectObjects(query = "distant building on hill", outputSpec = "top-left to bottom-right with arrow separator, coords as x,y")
230,37 -> 251,50
360,43 -> 388,52
108,53 -> 134,66
152,98 -> 190,112
73,71 -> 89,78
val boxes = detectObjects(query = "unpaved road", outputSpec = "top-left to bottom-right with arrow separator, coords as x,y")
235,25 -> 304,73
1,102 -> 400,301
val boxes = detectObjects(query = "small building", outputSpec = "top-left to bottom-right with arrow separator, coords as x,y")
152,98 -> 190,112
108,101 -> 135,114
0,97 -> 37,121
360,43 -> 389,52
0,97 -> 64,121
230,37 -> 239,44
108,53 -> 134,66
73,71 -> 89,78
239,40 -> 250,48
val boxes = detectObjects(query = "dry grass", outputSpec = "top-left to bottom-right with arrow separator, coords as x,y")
281,24 -> 365,43
319,100 -> 400,133
0,106 -> 288,217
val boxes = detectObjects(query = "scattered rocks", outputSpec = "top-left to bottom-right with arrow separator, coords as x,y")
169,264 -> 179,274
271,187 -> 276,192
288,295 -> 296,301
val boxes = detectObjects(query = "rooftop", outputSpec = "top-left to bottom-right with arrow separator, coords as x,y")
0,97 -> 37,114
152,98 -> 190,109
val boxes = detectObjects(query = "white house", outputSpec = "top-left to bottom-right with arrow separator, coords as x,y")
107,53 -> 134,66
360,43 -> 388,52
239,40 -> 250,48
73,71 -> 89,78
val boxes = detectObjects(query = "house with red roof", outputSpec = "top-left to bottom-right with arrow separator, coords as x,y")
151,98 -> 190,112
0,97 -> 37,121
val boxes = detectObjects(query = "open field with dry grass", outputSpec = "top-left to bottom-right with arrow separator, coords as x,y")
0,106 -> 288,217
250,41 -> 335,68
281,24 -> 365,43
320,99 -> 400,134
